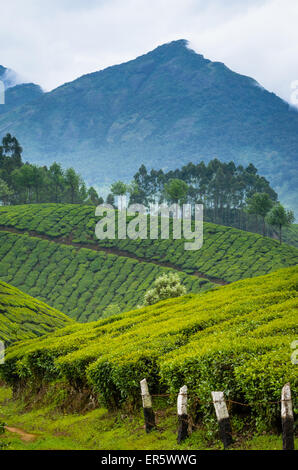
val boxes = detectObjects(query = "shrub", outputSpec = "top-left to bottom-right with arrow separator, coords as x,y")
144,273 -> 187,306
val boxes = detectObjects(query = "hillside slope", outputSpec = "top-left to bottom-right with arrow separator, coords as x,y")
0,231 -> 211,321
0,65 -> 43,115
0,41 -> 297,211
0,280 -> 73,346
0,204 -> 297,283
2,266 -> 297,426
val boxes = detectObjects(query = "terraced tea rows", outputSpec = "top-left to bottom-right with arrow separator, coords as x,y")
2,266 -> 297,427
0,232 -> 212,321
0,204 -> 297,282
0,281 -> 73,346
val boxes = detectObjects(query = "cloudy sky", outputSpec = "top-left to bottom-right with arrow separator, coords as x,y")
0,0 -> 297,103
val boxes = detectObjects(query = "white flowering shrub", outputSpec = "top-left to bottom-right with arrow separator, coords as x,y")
144,273 -> 187,306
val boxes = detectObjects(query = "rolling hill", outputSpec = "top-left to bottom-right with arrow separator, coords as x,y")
0,231 -> 212,321
1,266 -> 297,428
0,40 -> 297,212
0,203 -> 297,282
0,280 -> 73,346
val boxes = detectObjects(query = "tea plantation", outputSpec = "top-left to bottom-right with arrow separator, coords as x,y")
0,204 -> 297,282
0,280 -> 73,346
2,266 -> 297,427
0,231 -> 212,321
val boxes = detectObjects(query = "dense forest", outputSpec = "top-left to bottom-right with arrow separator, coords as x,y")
0,134 -> 102,205
125,162 -> 293,239
1,133 -> 294,242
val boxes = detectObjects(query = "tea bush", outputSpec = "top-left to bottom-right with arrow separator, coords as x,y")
0,281 -> 73,346
1,266 -> 297,427
0,232 -> 211,321
0,204 -> 297,282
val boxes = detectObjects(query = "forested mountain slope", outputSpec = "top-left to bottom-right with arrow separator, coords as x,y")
0,41 -> 297,212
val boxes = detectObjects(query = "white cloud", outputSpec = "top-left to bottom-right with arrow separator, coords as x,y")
0,0 -> 297,103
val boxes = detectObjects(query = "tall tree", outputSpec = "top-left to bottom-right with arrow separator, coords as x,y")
0,178 -> 13,205
65,168 -> 81,204
246,193 -> 274,236
49,162 -> 64,203
164,179 -> 188,204
266,204 -> 294,244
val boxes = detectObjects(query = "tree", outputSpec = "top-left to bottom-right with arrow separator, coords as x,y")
106,193 -> 115,206
143,273 -> 187,306
65,168 -> 81,204
164,179 -> 188,204
266,204 -> 295,244
0,134 -> 23,186
0,178 -> 13,205
87,187 -> 102,205
31,165 -> 45,203
49,162 -> 64,203
246,192 -> 274,235
12,164 -> 35,203
110,181 -> 127,196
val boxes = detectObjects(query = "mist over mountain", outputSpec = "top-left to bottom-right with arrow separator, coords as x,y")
0,65 -> 43,114
0,40 -> 297,212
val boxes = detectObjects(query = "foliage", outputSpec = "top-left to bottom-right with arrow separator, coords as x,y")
246,192 -> 274,235
0,231 -> 210,322
266,204 -> 295,244
164,179 -> 188,204
0,40 -> 297,215
0,385 -> 294,450
144,273 -> 186,306
0,280 -> 73,346
0,204 -> 297,285
1,266 -> 297,429
0,134 -> 101,205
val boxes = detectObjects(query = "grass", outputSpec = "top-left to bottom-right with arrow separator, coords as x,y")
0,280 -> 73,346
0,386 -> 295,450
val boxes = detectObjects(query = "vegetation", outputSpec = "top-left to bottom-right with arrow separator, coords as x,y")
0,204 -> 297,284
131,161 -> 278,233
283,224 -> 298,248
1,266 -> 297,431
0,134 -> 101,205
0,231 -> 210,321
1,40 -> 297,215
0,280 -> 73,346
0,386 -> 296,450
144,272 -> 186,306
266,204 -> 295,244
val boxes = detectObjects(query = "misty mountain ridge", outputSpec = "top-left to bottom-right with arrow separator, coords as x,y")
0,39 -> 297,213
0,65 -> 43,114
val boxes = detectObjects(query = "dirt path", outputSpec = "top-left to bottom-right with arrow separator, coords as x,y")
5,426 -> 37,442
0,226 -> 228,285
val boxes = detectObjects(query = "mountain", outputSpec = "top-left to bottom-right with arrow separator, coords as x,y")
0,40 -> 297,212
0,65 -> 43,115
0,280 -> 73,346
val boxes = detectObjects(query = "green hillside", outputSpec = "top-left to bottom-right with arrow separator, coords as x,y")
0,280 -> 73,346
1,266 -> 297,428
283,224 -> 298,248
0,204 -> 297,283
0,231 -> 211,321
